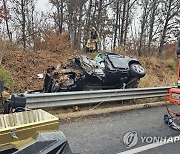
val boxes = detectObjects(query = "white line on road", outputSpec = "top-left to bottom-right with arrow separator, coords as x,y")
118,135 -> 180,154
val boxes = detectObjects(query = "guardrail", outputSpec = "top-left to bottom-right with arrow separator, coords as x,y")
24,87 -> 171,109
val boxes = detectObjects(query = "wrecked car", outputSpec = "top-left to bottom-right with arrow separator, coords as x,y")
43,52 -> 146,92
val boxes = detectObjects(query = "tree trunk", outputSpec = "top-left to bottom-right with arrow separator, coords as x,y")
3,0 -> 11,42
147,0 -> 157,53
137,1 -> 149,56
84,0 -> 92,47
123,0 -> 130,46
158,0 -> 175,56
92,0 -> 97,25
120,0 -> 127,46
113,1 -> 120,50
56,0 -> 63,33
60,0 -> 63,33
21,0 -> 26,50
97,0 -> 103,31
118,4 -> 122,46
31,2 -> 35,51
77,2 -> 83,49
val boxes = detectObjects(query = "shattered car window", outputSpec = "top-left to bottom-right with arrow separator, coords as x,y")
94,54 -> 105,68
94,54 -> 103,63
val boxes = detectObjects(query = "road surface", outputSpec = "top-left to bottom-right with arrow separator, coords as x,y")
61,105 -> 180,154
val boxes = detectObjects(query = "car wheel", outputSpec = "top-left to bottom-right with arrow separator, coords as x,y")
130,63 -> 146,78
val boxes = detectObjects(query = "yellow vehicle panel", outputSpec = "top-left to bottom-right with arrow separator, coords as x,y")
0,109 -> 59,149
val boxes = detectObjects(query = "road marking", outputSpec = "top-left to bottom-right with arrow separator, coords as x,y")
118,135 -> 180,154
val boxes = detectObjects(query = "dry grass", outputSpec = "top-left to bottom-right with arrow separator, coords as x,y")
0,34 -> 178,91
77,48 -> 177,88
115,48 -> 177,87
139,57 -> 176,87
35,31 -> 73,52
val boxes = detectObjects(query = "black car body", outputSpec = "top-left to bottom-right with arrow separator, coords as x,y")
43,52 -> 146,92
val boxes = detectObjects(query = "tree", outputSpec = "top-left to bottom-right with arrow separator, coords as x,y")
10,0 -> 37,50
0,0 -> 178,55
2,0 -> 11,41
49,0 -> 64,33
123,0 -> 137,46
119,0 -> 127,46
137,0 -> 150,56
147,0 -> 159,53
158,0 -> 180,56
113,1 -> 120,50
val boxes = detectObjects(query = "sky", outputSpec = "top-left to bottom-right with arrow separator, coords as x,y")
37,0 -> 51,12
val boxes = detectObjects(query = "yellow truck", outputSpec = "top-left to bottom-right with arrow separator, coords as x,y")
0,81 -> 72,153
0,109 -> 72,153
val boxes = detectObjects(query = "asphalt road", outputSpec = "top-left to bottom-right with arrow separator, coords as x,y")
61,105 -> 180,154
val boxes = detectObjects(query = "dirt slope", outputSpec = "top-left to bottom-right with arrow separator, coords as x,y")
1,49 -> 177,92
1,50 -> 78,91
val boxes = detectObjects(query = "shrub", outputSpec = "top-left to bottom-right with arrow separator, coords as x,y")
166,59 -> 176,71
0,68 -> 20,92
34,30 -> 72,52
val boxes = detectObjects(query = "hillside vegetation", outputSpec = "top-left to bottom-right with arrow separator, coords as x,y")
0,34 -> 177,93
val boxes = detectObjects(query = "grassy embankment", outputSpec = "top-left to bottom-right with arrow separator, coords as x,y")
0,68 -> 20,92
0,34 -> 177,92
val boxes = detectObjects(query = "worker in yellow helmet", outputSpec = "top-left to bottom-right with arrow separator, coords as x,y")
85,27 -> 100,53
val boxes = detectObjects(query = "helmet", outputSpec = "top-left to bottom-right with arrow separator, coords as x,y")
91,27 -> 96,30
175,31 -> 180,37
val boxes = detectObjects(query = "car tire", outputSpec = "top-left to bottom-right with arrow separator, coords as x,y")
130,63 -> 146,78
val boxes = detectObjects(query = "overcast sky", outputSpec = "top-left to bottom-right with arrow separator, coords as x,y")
37,0 -> 51,12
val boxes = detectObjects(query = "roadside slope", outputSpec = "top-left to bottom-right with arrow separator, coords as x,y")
0,50 -> 177,92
